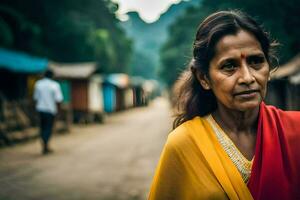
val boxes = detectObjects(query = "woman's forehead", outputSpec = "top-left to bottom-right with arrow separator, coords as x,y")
214,30 -> 263,58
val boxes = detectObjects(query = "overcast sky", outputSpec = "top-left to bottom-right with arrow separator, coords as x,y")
112,0 -> 182,23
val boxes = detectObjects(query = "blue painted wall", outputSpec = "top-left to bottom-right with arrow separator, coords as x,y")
102,84 -> 116,113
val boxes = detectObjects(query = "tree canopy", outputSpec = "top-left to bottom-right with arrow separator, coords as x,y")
0,0 -> 132,73
160,0 -> 300,88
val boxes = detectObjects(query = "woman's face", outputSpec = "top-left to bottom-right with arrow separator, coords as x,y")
199,30 -> 270,112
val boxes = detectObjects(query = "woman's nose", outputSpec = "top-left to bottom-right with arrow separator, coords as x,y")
238,64 -> 255,85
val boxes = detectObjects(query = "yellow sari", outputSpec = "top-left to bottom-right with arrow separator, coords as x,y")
148,116 -> 253,200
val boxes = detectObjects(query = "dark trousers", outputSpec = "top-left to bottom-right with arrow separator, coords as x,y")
39,112 -> 55,147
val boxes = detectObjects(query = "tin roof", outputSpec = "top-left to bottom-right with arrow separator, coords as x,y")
271,54 -> 300,79
105,73 -> 130,88
0,48 -> 48,73
49,62 -> 97,79
130,76 -> 145,87
290,72 -> 300,84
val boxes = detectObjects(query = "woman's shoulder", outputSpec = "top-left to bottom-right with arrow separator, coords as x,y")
263,103 -> 300,137
263,103 -> 300,121
167,116 -> 206,149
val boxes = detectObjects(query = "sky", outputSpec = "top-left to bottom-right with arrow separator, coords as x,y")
111,0 -> 182,23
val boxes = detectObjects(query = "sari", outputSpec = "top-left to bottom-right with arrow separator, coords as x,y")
148,102 -> 300,200
248,102 -> 300,199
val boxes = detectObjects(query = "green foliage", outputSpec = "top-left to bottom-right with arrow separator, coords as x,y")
130,51 -> 156,79
159,5 -> 208,87
122,0 -> 199,79
160,0 -> 300,88
0,17 -> 13,46
0,5 -> 42,52
89,29 -> 115,68
0,0 -> 132,73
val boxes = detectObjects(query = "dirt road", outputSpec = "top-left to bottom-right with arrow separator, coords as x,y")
0,97 -> 172,200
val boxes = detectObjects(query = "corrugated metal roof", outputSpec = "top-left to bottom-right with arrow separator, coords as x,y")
105,73 -> 130,88
290,72 -> 300,84
49,62 -> 97,79
271,54 -> 300,79
0,48 -> 48,73
131,76 -> 145,87
143,79 -> 159,93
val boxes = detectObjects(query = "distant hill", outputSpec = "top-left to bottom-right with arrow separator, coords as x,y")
121,0 -> 200,79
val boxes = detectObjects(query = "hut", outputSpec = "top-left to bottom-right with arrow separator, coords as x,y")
50,62 -> 104,123
0,48 -> 47,100
102,73 -> 130,113
288,72 -> 300,110
142,79 -> 160,105
0,48 -> 48,144
102,81 -> 116,113
131,76 -> 146,107
267,54 -> 300,110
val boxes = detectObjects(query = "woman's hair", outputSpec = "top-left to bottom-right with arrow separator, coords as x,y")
173,10 -> 277,129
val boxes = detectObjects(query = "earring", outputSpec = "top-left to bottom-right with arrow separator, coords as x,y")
201,81 -> 210,90
204,85 -> 210,90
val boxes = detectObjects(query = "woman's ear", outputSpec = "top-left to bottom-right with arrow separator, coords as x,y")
194,70 -> 211,90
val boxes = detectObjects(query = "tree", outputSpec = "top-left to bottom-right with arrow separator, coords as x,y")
160,0 -> 300,88
0,0 -> 133,73
159,5 -> 208,87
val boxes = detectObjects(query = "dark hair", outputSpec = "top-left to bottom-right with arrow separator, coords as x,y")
44,69 -> 54,79
173,10 -> 278,129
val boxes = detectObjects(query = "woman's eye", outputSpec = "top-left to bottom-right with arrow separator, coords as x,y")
248,56 -> 265,67
221,62 -> 236,71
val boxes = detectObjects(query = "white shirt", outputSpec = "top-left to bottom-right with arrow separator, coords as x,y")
33,78 -> 63,114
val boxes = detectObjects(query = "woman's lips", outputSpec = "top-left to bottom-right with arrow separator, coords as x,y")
234,90 -> 259,98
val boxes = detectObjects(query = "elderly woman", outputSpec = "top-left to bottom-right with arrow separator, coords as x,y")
148,10 -> 300,200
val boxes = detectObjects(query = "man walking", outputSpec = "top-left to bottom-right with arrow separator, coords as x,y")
34,70 -> 63,154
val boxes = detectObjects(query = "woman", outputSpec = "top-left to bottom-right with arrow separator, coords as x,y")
148,10 -> 300,200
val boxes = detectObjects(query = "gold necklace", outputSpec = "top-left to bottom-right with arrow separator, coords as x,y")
206,114 -> 253,183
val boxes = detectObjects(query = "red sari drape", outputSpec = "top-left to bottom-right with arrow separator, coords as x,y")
248,102 -> 300,199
